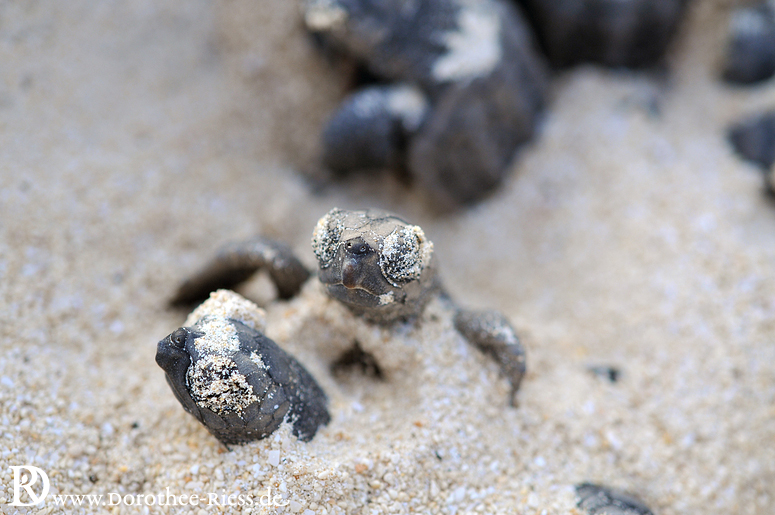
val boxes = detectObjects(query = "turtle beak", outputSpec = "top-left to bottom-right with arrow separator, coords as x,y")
341,258 -> 360,289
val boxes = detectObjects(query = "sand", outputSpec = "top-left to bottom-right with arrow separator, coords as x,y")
1,0 -> 774,513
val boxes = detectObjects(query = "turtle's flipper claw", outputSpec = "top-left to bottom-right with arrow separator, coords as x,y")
454,309 -> 526,404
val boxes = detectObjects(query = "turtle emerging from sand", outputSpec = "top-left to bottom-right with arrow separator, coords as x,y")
157,208 -> 526,446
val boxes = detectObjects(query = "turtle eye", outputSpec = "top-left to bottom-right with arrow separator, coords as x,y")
170,328 -> 188,349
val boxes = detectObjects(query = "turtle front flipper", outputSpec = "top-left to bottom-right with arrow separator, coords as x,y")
453,309 -> 526,406
170,237 -> 310,307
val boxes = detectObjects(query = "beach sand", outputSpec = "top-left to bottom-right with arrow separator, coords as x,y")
0,0 -> 773,513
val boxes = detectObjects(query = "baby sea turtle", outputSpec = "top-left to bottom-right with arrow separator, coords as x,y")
722,0 -> 775,85
728,110 -> 775,170
727,110 -> 775,193
518,0 -> 689,68
304,0 -> 549,211
156,291 -> 330,446
160,208 -> 527,445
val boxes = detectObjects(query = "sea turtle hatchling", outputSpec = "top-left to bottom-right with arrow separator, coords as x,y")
156,291 -> 331,446
304,0 -> 549,211
159,208 -> 526,445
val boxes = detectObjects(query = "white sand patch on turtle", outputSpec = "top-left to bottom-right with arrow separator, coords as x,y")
432,0 -> 502,82
185,288 -> 267,331
191,317 -> 241,356
303,0 -> 348,31
387,85 -> 429,132
187,354 -> 258,415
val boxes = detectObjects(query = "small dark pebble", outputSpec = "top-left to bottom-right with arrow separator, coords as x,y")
588,365 -> 620,383
722,1 -> 775,85
728,110 -> 775,170
517,0 -> 689,68
576,483 -> 654,515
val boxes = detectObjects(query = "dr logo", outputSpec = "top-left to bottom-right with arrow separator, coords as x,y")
9,466 -> 50,506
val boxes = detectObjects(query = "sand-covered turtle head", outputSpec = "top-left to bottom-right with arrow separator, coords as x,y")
311,208 -> 437,324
